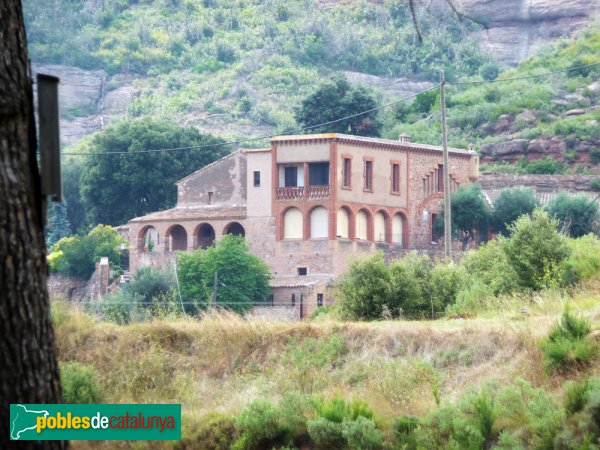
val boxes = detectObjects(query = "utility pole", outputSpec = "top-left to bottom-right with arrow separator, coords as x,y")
440,71 -> 452,259
210,272 -> 218,308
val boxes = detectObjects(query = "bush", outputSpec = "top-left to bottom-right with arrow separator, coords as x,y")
336,252 -> 465,320
178,235 -> 271,314
540,311 -> 597,372
565,234 -> 600,281
546,192 -> 599,238
60,361 -> 103,403
522,157 -> 565,174
479,62 -> 500,81
491,187 -> 539,235
459,240 -> 518,296
503,209 -> 571,290
48,225 -> 127,279
177,413 -> 236,450
232,400 -> 293,450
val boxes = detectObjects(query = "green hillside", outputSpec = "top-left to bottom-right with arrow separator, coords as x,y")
384,29 -> 600,173
24,0 -> 490,137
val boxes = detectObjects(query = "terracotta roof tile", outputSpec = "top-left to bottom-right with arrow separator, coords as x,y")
129,205 -> 246,223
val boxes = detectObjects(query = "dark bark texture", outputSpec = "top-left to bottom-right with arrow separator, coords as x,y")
0,0 -> 65,448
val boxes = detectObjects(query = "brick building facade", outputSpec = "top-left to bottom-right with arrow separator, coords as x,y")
127,133 -> 479,318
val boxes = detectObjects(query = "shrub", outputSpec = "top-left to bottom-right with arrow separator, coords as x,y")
546,192 -> 599,238
555,379 -> 600,448
178,235 -> 271,314
491,187 -> 540,235
503,209 -> 571,290
540,311 -> 597,372
479,62 -> 500,81
232,400 -> 293,450
177,413 -> 236,450
48,225 -> 127,279
123,266 -> 175,306
394,416 -> 419,450
590,148 -> 600,164
565,234 -> 600,282
522,156 -> 565,174
60,361 -> 103,403
459,240 -> 518,296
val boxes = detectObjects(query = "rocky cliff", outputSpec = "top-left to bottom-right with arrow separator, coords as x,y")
458,0 -> 599,65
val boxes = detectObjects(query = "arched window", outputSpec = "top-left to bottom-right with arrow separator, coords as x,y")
310,206 -> 329,238
374,211 -> 387,242
337,208 -> 350,239
392,213 -> 406,246
224,222 -> 245,237
139,226 -> 159,251
283,208 -> 303,239
356,210 -> 369,240
167,225 -> 188,251
195,223 -> 215,249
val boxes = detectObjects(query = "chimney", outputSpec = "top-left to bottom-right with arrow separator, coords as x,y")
398,133 -> 410,143
468,143 -> 475,152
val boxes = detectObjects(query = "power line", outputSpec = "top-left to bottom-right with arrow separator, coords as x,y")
59,61 -> 599,158
451,61 -> 600,86
63,85 -> 441,156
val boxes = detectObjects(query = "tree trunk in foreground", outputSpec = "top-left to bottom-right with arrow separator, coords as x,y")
0,0 -> 65,448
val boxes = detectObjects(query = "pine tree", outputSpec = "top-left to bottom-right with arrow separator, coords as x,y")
46,201 -> 72,247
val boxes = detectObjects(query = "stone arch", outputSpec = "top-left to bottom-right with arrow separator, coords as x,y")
283,207 -> 303,239
224,222 -> 245,237
336,206 -> 352,239
166,224 -> 188,251
356,208 -> 371,241
392,212 -> 408,247
309,205 -> 329,238
374,210 -> 389,243
138,225 -> 160,251
194,223 -> 215,249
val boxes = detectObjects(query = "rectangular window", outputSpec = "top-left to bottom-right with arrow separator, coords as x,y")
317,293 -> 323,307
297,267 -> 307,276
364,160 -> 373,191
291,294 -> 296,307
342,157 -> 351,188
309,162 -> 329,186
284,166 -> 298,187
208,191 -> 214,204
391,163 -> 400,193
437,164 -> 444,193
253,171 -> 260,187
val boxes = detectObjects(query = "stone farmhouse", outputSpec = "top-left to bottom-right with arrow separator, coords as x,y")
127,133 -> 479,318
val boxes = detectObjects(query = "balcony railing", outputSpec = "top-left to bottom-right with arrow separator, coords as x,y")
277,185 -> 330,200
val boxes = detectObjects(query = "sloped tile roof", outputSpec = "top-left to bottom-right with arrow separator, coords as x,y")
129,205 -> 246,223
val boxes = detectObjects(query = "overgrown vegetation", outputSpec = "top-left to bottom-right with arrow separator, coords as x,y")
337,209 -> 600,320
48,225 -> 127,279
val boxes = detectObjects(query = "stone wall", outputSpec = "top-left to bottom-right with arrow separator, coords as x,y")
479,174 -> 598,192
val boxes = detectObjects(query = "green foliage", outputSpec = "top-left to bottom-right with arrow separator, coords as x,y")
566,235 -> 600,281
48,225 -> 127,279
123,267 -> 175,306
540,311 -> 597,372
177,413 -> 236,450
437,184 -> 491,248
522,157 -> 566,175
232,400 -> 293,450
62,158 -> 87,234
79,118 -> 229,226
556,378 -> 600,448
479,62 -> 500,81
503,209 -> 571,290
546,192 -> 599,238
46,201 -> 72,247
336,252 -> 464,320
491,187 -> 540,235
460,240 -> 518,296
294,74 -> 381,136
177,235 -> 271,314
60,361 -> 103,404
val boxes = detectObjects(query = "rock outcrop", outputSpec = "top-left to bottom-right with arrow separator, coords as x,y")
456,0 -> 599,65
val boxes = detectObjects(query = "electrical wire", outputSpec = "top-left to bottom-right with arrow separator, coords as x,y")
63,85 -> 441,157
451,62 -> 600,86
60,61 -> 599,157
